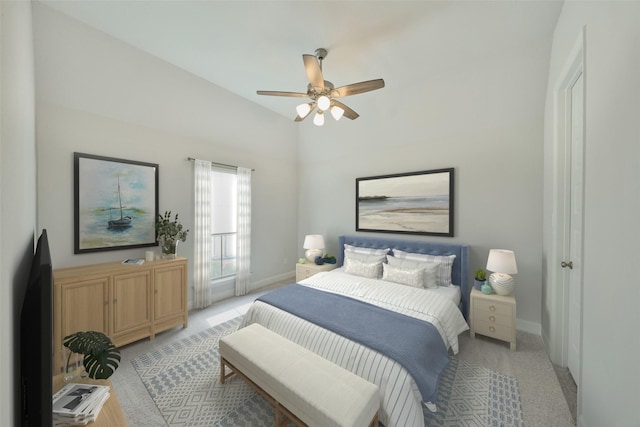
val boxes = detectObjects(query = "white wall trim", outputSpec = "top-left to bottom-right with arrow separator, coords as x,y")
201,270 -> 295,306
251,270 -> 295,291
546,26 -> 585,364
517,319 -> 541,335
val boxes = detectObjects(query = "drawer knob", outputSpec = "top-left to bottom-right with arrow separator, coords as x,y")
489,315 -> 496,322
489,326 -> 495,332
489,305 -> 496,312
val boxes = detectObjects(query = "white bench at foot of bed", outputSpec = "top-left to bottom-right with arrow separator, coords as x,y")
220,323 -> 380,427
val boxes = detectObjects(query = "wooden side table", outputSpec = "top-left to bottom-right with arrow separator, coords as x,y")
469,288 -> 517,351
295,262 -> 336,282
53,374 -> 127,426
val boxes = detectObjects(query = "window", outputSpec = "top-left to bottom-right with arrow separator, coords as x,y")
211,168 -> 237,280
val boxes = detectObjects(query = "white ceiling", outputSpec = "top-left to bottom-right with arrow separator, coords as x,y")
38,0 -> 563,121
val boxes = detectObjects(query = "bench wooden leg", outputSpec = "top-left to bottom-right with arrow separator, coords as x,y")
369,412 -> 379,427
221,356 -> 308,426
220,357 -> 237,384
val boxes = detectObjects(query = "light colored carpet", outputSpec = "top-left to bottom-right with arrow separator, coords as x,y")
109,288 -> 575,427
129,316 -> 523,426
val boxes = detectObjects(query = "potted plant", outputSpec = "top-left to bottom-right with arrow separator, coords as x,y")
63,331 -> 121,380
156,211 -> 189,258
474,268 -> 487,290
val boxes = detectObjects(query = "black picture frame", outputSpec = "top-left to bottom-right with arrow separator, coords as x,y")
74,152 -> 159,253
356,168 -> 454,237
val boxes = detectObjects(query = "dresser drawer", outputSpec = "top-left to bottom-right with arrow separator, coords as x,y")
473,297 -> 513,317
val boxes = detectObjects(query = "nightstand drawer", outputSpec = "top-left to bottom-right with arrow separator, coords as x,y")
474,310 -> 511,328
473,319 -> 513,342
473,298 -> 513,317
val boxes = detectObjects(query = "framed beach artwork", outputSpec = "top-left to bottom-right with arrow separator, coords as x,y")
356,168 -> 454,237
74,152 -> 159,254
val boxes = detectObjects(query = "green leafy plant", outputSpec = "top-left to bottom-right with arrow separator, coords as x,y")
474,268 -> 486,281
63,331 -> 121,380
156,211 -> 189,255
322,253 -> 337,264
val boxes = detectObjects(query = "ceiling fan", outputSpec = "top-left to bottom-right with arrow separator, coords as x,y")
257,48 -> 385,126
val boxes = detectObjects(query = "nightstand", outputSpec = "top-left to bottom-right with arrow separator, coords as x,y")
470,287 -> 517,351
295,262 -> 336,282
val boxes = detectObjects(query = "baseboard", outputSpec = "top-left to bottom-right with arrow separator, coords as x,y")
250,271 -> 295,291
218,271 -> 295,298
516,318 -> 541,335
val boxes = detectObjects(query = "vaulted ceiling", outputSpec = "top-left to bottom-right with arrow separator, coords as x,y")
39,1 -> 563,121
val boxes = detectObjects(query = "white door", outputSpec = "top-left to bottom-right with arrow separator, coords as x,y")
566,71 -> 584,385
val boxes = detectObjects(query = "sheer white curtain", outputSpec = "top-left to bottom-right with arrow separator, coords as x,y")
193,159 -> 214,308
235,167 -> 252,296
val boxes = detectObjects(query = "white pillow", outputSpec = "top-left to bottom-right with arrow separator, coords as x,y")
386,255 -> 439,288
344,251 -> 386,264
382,263 -> 425,288
392,249 -> 456,286
343,257 -> 382,279
344,244 -> 390,256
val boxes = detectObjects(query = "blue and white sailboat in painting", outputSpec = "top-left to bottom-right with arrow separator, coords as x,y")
108,176 -> 132,230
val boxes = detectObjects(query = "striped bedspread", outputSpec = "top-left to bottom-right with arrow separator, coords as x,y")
301,270 -> 468,354
239,271 -> 469,427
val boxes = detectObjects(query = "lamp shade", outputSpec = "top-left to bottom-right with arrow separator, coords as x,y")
486,249 -> 518,274
313,111 -> 325,126
330,105 -> 344,120
303,235 -> 325,249
303,235 -> 325,263
296,102 -> 313,118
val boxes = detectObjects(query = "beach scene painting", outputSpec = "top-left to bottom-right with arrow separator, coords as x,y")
74,153 -> 159,253
356,168 -> 454,236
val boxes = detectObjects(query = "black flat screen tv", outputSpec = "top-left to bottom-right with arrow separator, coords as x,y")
20,229 -> 53,427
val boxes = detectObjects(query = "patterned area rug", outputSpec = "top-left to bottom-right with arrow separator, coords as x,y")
132,317 -> 523,427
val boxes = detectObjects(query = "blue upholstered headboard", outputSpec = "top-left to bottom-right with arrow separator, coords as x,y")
338,235 -> 471,320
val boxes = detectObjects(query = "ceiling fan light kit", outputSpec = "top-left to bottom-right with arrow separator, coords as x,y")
257,48 -> 385,126
330,104 -> 345,120
313,110 -> 325,126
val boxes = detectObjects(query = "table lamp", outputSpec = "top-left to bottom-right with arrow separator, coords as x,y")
486,249 -> 518,295
303,235 -> 325,263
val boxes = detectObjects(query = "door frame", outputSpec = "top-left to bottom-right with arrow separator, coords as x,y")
550,26 -> 585,397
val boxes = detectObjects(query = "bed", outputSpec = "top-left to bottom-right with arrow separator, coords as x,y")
239,235 -> 470,427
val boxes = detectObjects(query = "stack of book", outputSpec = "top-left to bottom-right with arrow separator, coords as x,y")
52,383 -> 110,426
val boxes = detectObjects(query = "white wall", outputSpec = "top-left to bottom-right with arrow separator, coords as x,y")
542,2 -> 640,425
297,5 -> 556,331
33,4 -> 300,305
0,1 -> 37,425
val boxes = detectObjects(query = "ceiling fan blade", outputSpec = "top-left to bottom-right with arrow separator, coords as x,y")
256,90 -> 309,97
331,79 -> 385,98
331,100 -> 359,120
303,54 -> 324,90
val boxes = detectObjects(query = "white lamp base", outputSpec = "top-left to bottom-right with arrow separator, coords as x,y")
489,273 -> 515,296
305,248 -> 323,263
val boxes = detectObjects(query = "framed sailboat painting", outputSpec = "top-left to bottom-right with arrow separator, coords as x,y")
74,152 -> 159,253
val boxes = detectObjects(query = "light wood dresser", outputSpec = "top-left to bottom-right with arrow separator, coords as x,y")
53,257 -> 188,371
